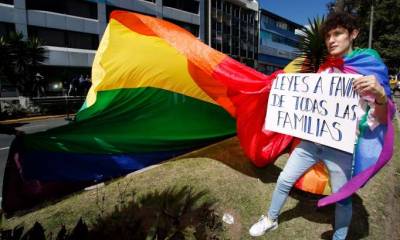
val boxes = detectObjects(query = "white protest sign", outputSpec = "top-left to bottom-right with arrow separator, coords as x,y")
264,73 -> 366,153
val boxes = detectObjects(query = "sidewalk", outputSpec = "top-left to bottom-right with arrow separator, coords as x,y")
0,114 -> 75,125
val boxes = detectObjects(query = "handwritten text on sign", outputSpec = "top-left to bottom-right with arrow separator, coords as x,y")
264,73 -> 366,153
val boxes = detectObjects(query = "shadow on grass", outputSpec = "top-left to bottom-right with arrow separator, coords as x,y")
280,189 -> 369,240
1,186 -> 224,240
174,137 -> 283,184
178,137 -> 370,239
90,186 -> 223,240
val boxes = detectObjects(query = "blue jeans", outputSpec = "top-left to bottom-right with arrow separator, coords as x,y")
267,140 -> 353,240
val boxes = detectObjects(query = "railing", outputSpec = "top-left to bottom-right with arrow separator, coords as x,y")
0,96 -> 86,119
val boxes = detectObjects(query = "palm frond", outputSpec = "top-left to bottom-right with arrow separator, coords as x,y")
295,16 -> 327,73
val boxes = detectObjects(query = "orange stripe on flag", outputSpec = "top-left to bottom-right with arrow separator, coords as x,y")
111,10 -> 236,116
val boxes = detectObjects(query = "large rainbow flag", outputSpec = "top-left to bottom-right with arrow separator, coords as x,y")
2,11 -> 395,213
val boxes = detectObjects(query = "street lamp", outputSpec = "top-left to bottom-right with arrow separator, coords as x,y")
368,2 -> 374,48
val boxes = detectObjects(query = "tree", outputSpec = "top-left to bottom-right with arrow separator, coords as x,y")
326,0 -> 400,73
0,35 -> 13,93
0,32 -> 47,97
295,17 -> 328,73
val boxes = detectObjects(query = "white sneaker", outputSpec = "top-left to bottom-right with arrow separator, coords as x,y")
249,215 -> 278,237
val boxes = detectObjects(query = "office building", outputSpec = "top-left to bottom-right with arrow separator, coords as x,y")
0,0 -> 206,94
0,0 -> 261,86
258,9 -> 301,74
208,0 -> 259,67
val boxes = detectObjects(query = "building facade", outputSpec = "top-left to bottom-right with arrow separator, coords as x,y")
0,0 -> 206,95
257,9 -> 301,74
208,0 -> 258,67
0,0 -> 261,94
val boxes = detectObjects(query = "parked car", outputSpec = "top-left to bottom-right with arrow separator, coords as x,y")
391,76 -> 400,96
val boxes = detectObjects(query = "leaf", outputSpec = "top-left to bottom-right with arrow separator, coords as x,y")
55,225 -> 67,240
21,222 -> 46,240
67,218 -> 88,240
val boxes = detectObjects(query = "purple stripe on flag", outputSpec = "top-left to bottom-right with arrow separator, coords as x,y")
318,100 -> 395,207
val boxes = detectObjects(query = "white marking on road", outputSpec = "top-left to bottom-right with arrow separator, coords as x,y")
0,147 -> 10,151
17,124 -> 45,130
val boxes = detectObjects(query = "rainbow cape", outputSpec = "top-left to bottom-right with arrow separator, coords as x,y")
2,11 -> 395,212
313,49 -> 396,206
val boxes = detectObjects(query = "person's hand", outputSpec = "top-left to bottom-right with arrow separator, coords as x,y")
353,75 -> 387,105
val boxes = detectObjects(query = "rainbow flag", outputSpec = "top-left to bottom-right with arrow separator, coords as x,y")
3,11 -> 292,212
3,11 -> 394,213
14,11 -> 294,182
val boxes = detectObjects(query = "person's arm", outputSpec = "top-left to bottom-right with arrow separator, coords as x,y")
353,75 -> 388,123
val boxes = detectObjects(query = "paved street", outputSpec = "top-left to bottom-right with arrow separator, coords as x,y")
0,117 -> 70,203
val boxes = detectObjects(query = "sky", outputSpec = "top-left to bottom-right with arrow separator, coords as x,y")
260,0 -> 331,26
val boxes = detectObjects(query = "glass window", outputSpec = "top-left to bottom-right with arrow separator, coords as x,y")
269,32 -> 298,48
261,15 -> 275,29
28,26 -> 66,47
28,26 -> 99,50
163,0 -> 199,14
26,0 -> 97,19
276,21 -> 288,30
67,31 -> 98,49
0,0 -> 13,5
287,24 -> 295,32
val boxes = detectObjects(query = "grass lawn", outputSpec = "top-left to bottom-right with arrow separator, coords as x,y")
1,121 -> 399,239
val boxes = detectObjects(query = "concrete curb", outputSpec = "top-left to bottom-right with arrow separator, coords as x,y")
0,114 -> 76,124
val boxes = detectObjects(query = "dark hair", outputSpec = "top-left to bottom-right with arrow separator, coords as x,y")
321,11 -> 359,37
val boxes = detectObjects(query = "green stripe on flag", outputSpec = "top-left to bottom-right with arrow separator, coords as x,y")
24,87 -> 236,154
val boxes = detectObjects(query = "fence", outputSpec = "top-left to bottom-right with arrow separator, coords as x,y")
0,96 -> 85,119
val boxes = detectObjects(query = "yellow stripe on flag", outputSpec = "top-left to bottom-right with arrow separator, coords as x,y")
87,19 -> 216,108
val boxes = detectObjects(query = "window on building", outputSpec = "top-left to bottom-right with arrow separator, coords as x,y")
276,21 -> 288,30
223,23 -> 230,34
214,41 -> 221,51
26,0 -> 97,19
222,1 -> 230,14
232,6 -> 240,18
29,26 -> 65,47
222,42 -> 230,54
261,15 -> 274,30
287,24 -> 296,32
0,22 -> 15,37
67,31 -> 98,49
266,16 -> 276,26
240,11 -> 248,22
106,5 -> 130,22
232,36 -> 239,55
216,22 -> 222,32
270,32 -> 298,48
28,26 -> 99,50
0,0 -> 13,5
163,0 -> 199,14
258,64 -> 279,74
260,31 -> 271,46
